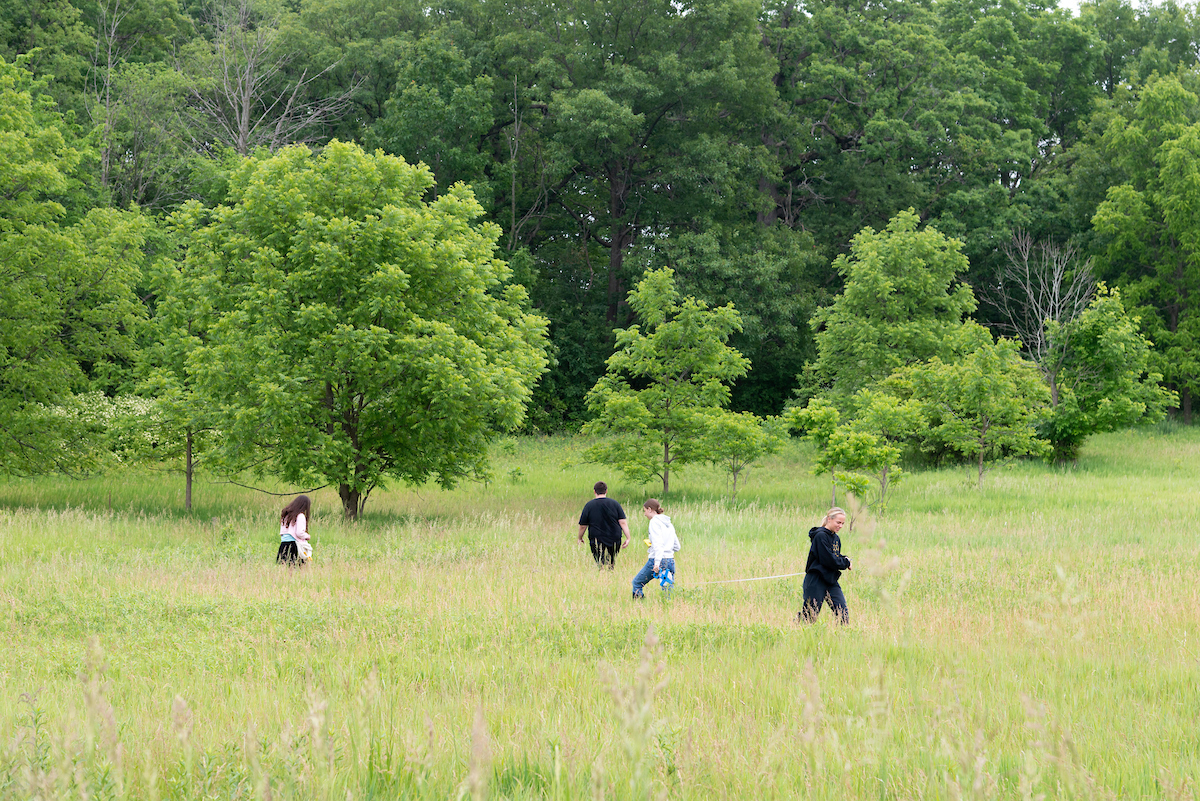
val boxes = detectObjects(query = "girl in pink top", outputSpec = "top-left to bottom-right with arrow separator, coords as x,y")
277,495 -> 311,565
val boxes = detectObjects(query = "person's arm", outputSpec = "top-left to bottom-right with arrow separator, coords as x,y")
619,517 -> 630,548
814,531 -> 850,571
578,524 -> 588,543
294,513 -> 310,541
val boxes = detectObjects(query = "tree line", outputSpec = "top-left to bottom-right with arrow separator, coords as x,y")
1,0 -> 1194,513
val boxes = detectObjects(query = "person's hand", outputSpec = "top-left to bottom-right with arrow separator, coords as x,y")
653,561 -> 661,574
845,557 -> 852,570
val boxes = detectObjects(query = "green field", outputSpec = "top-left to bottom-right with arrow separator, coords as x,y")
1,428 -> 1198,800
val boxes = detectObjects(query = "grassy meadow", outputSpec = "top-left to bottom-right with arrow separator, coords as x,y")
1,428 -> 1198,800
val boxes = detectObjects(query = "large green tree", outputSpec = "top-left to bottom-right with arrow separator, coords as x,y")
1090,73 -> 1200,419
806,209 -> 978,399
365,29 -> 496,202
176,140 -> 549,518
0,56 -> 149,473
460,0 -> 776,325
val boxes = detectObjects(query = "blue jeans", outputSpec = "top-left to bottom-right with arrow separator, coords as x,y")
632,558 -> 675,597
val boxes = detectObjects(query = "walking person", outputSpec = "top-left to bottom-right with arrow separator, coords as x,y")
277,495 -> 312,565
632,499 -> 680,599
800,507 -> 852,623
577,481 -> 630,569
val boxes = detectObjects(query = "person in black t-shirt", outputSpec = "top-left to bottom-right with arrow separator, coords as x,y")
577,481 -> 630,569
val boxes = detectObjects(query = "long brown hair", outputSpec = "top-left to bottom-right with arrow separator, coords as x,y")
281,495 -> 311,527
643,498 -> 664,514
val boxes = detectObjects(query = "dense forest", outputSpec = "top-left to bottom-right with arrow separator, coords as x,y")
2,0 -> 1197,511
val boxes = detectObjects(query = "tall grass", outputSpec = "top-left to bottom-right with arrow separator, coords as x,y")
0,428 -> 1197,799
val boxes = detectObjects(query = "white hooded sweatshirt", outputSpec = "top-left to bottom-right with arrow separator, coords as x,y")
647,514 -> 682,564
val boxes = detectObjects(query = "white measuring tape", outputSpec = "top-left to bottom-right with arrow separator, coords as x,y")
689,571 -> 807,587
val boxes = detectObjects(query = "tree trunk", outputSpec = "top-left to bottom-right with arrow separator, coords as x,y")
339,483 -> 360,521
185,429 -> 194,511
606,160 -> 634,322
1183,387 -> 1192,424
662,440 -> 670,494
757,174 -> 780,227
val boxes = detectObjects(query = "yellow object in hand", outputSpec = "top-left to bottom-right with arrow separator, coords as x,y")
643,538 -> 652,547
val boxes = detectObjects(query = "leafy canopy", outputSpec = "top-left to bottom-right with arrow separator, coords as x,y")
0,57 -> 148,474
177,140 -> 549,518
584,267 -> 749,494
1041,287 -> 1176,460
884,334 -> 1050,486
807,209 -> 978,398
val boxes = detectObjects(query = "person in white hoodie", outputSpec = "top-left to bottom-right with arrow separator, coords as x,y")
632,499 -> 680,599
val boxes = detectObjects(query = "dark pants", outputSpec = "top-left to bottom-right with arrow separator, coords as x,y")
589,537 -> 620,569
801,573 -> 848,624
277,540 -> 301,565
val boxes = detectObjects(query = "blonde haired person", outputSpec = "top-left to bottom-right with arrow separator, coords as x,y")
800,507 -> 852,623
632,499 -> 680,599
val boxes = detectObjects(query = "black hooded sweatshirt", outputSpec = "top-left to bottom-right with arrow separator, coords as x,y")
806,526 -> 851,583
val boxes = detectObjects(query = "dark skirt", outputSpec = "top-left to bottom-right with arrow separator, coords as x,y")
276,540 -> 301,565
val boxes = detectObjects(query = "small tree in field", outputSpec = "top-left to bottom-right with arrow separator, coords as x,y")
584,268 -> 749,494
983,233 -> 1174,460
701,410 -> 782,500
787,398 -> 842,506
788,396 -> 911,512
1041,288 -> 1175,461
138,255 -> 218,511
887,336 -> 1050,487
845,389 -> 923,510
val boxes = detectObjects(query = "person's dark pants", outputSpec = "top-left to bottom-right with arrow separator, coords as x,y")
589,537 -> 620,569
801,573 -> 848,624
277,540 -> 300,565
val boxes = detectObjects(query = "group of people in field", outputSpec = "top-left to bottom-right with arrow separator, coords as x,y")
274,481 -> 853,624
574,480 -> 852,622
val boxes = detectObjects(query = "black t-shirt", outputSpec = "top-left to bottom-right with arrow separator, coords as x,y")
578,497 -> 626,544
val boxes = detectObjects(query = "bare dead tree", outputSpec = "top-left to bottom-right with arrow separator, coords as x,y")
182,0 -> 360,155
88,0 -> 135,191
983,231 -> 1095,406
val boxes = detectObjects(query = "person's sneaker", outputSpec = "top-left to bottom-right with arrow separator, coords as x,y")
632,591 -> 643,600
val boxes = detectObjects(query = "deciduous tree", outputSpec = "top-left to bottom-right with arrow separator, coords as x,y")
0,57 -> 148,473
177,140 -> 549,519
806,210 -> 978,399
885,336 -> 1050,487
1091,73 -> 1200,419
700,410 -> 782,501
584,267 -> 749,493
